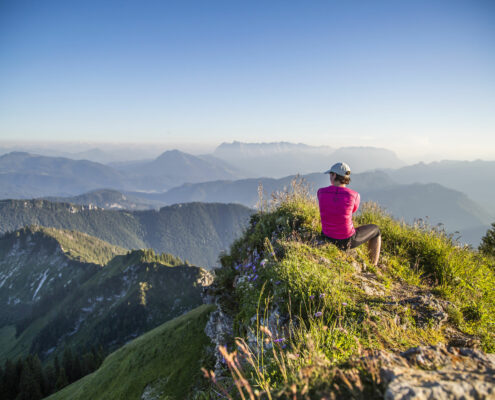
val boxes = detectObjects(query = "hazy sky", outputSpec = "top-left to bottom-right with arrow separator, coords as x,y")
1,0 -> 494,161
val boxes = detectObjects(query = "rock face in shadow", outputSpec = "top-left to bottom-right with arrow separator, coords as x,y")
368,345 -> 495,400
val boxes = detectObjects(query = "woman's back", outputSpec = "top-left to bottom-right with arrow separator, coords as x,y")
317,185 -> 360,239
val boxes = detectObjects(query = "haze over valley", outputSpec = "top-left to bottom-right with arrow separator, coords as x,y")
0,141 -> 493,247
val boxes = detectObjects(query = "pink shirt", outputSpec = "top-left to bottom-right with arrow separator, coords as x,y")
317,186 -> 360,239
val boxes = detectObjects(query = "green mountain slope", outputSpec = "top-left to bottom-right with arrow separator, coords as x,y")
0,199 -> 252,267
0,228 -> 210,364
46,304 -> 215,400
0,226 -> 119,327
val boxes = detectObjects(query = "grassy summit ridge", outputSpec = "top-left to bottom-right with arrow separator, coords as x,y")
212,180 -> 495,397
21,225 -> 127,265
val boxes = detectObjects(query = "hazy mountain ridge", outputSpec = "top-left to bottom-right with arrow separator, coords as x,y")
0,150 -> 242,198
0,143 -> 406,199
0,199 -> 252,267
388,160 -> 495,216
213,141 -> 405,177
0,227 -> 209,364
0,154 -> 129,199
136,171 -> 490,245
113,149 -> 243,191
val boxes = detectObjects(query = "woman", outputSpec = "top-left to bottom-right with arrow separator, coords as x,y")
317,162 -> 381,266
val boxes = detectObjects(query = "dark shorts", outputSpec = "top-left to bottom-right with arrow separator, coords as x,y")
322,224 -> 380,250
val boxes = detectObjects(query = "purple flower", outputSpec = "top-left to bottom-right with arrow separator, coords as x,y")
342,302 -> 348,306
319,293 -> 326,298
309,295 -> 315,299
273,338 -> 285,343
314,311 -> 323,318
252,274 -> 259,281
260,259 -> 267,266
274,281 -> 281,285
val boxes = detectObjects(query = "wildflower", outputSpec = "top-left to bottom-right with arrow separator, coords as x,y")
314,311 -> 323,317
319,293 -> 326,298
252,274 -> 259,281
274,281 -> 281,285
342,302 -> 348,306
309,295 -> 315,299
260,259 -> 267,266
273,338 -> 285,343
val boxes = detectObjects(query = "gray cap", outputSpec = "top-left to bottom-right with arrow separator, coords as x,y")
324,162 -> 351,176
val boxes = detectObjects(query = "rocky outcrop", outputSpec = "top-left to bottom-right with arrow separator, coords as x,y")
204,305 -> 233,375
367,344 -> 495,400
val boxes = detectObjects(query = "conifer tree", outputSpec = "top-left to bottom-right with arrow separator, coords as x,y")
55,367 -> 69,390
479,222 -> 495,258
17,360 -> 43,400
43,364 -> 56,396
54,355 -> 60,377
62,347 -> 75,382
2,359 -> 17,400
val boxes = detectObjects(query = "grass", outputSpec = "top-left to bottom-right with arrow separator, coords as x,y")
46,304 -> 216,400
41,226 -> 128,265
211,178 -> 495,398
356,202 -> 495,351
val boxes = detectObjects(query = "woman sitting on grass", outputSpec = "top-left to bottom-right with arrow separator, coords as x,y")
317,162 -> 381,265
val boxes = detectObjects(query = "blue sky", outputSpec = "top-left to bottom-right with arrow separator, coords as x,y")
1,0 -> 494,160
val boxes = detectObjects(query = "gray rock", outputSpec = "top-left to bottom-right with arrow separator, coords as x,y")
204,304 -> 233,375
367,344 -> 495,400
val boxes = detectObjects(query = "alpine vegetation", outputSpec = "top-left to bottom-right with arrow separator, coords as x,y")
206,178 -> 495,398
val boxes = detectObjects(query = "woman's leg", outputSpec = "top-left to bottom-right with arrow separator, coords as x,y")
368,234 -> 381,266
350,224 -> 381,266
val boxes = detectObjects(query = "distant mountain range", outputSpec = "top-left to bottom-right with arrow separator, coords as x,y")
131,171 -> 490,246
213,141 -> 405,177
0,226 -> 209,363
388,160 -> 495,216
1,144 -> 493,246
0,143 -> 407,198
0,152 -> 129,198
110,149 -> 242,191
0,200 -> 252,268
0,150 -> 240,197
